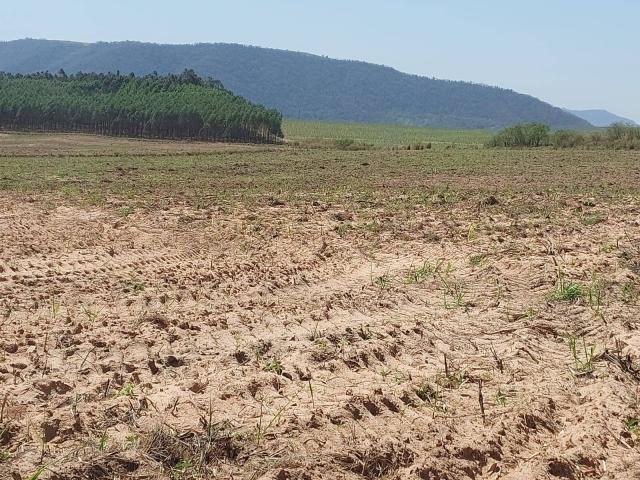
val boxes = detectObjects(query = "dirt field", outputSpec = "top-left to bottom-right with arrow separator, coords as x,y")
1,133 -> 640,479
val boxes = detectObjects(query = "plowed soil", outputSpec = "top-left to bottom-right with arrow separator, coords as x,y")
1,134 -> 640,479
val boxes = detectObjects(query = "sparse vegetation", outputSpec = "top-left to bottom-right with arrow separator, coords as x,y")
489,122 -> 640,150
50,296 -> 61,318
585,276 -> 607,312
566,335 -> 597,375
469,254 -> 486,267
621,283 -> 638,304
437,356 -> 469,390
580,213 -> 605,226
496,390 -> 508,407
374,275 -> 392,290
97,431 -> 109,452
262,359 -> 285,376
118,382 -> 136,397
122,278 -> 145,294
552,275 -> 584,303
406,259 -> 443,284
335,223 -> 353,237
142,421 -> 241,477
625,418 -> 640,436
416,383 -> 447,412
27,466 -> 46,480
442,279 -> 467,309
118,205 -> 136,218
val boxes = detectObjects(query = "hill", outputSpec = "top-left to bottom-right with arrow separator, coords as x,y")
566,109 -> 638,127
0,70 -> 283,143
0,39 -> 590,130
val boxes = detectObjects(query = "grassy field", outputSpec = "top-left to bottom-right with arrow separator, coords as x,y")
283,119 -> 493,147
1,131 -> 640,480
2,132 -> 637,209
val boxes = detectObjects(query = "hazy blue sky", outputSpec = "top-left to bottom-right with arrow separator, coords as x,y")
3,0 -> 639,121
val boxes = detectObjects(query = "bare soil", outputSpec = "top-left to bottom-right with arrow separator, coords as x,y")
1,135 -> 640,479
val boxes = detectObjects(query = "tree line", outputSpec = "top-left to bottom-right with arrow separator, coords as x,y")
487,122 -> 640,149
0,70 -> 283,143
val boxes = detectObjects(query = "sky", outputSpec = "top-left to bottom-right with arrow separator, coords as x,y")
2,0 -> 639,122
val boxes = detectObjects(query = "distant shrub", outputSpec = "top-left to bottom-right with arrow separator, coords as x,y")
606,123 -> 640,149
555,123 -> 640,150
403,142 -> 433,151
589,131 -> 605,147
551,130 -> 585,148
333,138 -> 372,151
489,122 -> 640,150
334,138 -> 355,149
487,123 -> 550,147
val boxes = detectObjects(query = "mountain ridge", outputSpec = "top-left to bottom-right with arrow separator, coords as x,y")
566,109 -> 637,127
0,38 -> 591,129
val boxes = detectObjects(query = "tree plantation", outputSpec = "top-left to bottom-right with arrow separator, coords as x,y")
0,70 -> 283,143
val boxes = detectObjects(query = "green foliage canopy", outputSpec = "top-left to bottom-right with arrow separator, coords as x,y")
487,123 -> 550,147
488,122 -> 640,149
0,70 -> 283,143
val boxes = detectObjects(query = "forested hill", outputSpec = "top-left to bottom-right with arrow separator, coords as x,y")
0,71 -> 283,143
0,39 -> 590,129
